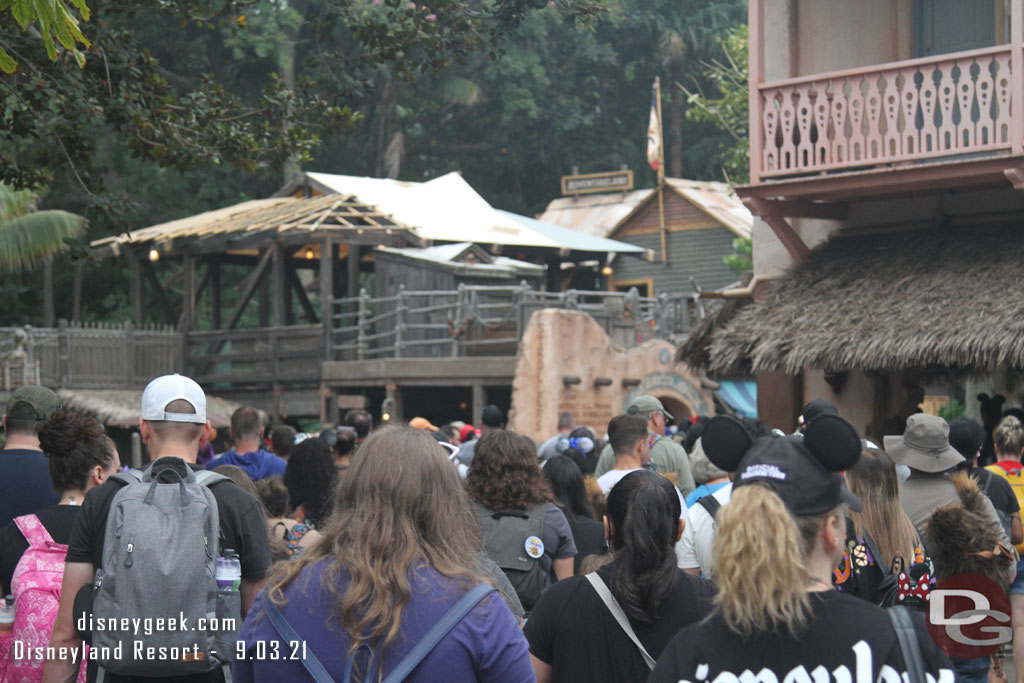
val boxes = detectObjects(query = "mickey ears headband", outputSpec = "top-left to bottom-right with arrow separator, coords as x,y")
701,414 -> 861,473
556,436 -> 596,455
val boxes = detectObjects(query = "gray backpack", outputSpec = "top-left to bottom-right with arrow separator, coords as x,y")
91,464 -> 230,678
474,502 -> 550,612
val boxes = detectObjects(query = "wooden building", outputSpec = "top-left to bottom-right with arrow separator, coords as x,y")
540,179 -> 752,296
679,0 -> 1024,436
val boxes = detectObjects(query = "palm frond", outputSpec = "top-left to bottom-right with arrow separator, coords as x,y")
0,210 -> 86,274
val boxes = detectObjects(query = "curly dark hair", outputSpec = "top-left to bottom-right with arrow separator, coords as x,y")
38,410 -> 116,492
284,438 -> 338,528
465,429 -> 554,511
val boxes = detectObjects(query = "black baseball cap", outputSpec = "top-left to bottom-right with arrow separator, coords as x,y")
703,414 -> 863,515
948,417 -> 985,459
481,405 -> 504,428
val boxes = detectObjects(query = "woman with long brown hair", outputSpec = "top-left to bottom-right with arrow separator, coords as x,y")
234,426 -> 533,682
651,415 -> 953,683
833,447 -> 931,604
466,429 -> 576,613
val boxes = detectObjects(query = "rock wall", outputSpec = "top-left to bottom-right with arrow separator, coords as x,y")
509,309 -> 713,441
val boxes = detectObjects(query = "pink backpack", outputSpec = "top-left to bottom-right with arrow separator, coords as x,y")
1,514 -> 87,683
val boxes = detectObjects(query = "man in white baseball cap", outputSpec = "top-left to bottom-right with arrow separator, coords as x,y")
47,375 -> 271,683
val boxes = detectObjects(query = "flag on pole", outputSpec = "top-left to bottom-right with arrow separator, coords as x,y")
646,87 -> 661,172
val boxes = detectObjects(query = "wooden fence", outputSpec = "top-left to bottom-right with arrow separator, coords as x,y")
185,324 -> 324,386
331,284 -> 701,361
0,321 -> 182,391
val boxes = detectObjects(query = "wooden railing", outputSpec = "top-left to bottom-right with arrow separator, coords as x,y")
0,321 -> 182,391
754,46 -> 1014,180
331,284 -> 701,361
185,324 -> 324,386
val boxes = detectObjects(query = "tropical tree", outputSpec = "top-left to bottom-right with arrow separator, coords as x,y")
0,183 -> 84,274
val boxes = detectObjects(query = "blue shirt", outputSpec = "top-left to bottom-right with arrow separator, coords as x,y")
234,560 -> 533,683
206,448 -> 286,480
0,448 -> 58,530
685,481 -> 730,509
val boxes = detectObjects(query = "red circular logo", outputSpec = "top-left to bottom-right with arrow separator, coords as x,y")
925,573 -> 1012,658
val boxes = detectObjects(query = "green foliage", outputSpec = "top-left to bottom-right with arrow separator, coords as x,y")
681,25 -> 748,183
0,0 -> 90,73
723,236 -> 752,276
0,183 -> 84,273
937,399 -> 966,421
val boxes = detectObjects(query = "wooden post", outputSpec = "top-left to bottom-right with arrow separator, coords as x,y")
124,321 -> 134,386
132,250 -> 145,327
385,382 -> 404,423
347,244 -> 360,300
1013,0 -> 1024,154
258,249 -> 271,327
43,256 -> 55,328
320,236 -> 334,358
394,284 -> 405,358
472,381 -> 486,427
72,263 -> 83,323
357,288 -> 368,361
271,241 -> 286,328
654,77 -> 667,267
57,319 -> 69,387
749,0 -> 765,183
210,260 -> 221,329
182,252 -> 196,332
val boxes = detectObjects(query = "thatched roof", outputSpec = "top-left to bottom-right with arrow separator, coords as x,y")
675,296 -> 750,370
699,225 -> 1024,375
57,389 -> 248,429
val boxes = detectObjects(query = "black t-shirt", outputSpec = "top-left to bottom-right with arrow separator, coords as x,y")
524,559 -> 715,683
566,514 -> 607,574
0,448 -> 59,529
971,467 -> 1020,516
650,590 -> 954,683
65,457 -> 272,683
0,503 -> 80,594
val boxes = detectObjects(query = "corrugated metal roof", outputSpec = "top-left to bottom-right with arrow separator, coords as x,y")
538,179 -> 752,240
495,210 -> 646,255
538,190 -> 653,237
375,242 -> 544,275
306,171 -> 644,253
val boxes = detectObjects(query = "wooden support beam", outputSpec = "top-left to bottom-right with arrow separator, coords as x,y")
223,248 -> 274,332
472,381 -> 486,426
141,259 -> 178,325
132,250 -> 144,326
346,245 -> 360,299
72,262 -> 83,323
287,263 -> 319,324
210,261 -> 222,330
320,236 -> 334,332
182,252 -> 196,331
194,263 -> 213,303
272,241 -> 286,327
748,199 -> 849,220
743,198 -> 810,263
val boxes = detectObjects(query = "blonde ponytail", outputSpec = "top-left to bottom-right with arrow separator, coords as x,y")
712,485 -> 840,638
995,416 -> 1024,460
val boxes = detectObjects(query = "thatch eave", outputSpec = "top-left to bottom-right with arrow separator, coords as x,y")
699,224 -> 1024,376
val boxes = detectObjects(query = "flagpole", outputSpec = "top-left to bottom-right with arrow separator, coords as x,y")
655,77 -> 667,265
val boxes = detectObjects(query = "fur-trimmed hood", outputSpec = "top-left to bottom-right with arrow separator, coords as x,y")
925,472 -> 1015,589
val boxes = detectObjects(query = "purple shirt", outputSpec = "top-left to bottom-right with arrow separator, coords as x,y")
233,560 -> 533,683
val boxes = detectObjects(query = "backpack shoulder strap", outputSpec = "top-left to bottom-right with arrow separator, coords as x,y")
861,531 -> 890,577
696,494 -> 721,520
194,470 -> 230,488
14,514 -> 56,549
983,472 -> 994,496
889,606 -> 926,683
111,469 -> 144,486
262,598 -> 334,683
585,573 -> 656,670
382,584 -> 496,683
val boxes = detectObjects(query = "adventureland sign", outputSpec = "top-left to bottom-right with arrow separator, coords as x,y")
561,170 -> 634,196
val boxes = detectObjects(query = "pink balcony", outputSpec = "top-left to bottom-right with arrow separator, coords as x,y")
746,0 -> 1024,198
757,48 -> 1012,178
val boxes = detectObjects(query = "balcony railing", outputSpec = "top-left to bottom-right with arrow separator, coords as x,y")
753,46 -> 1015,181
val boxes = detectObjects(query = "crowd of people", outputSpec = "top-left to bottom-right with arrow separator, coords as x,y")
0,375 -> 1021,682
